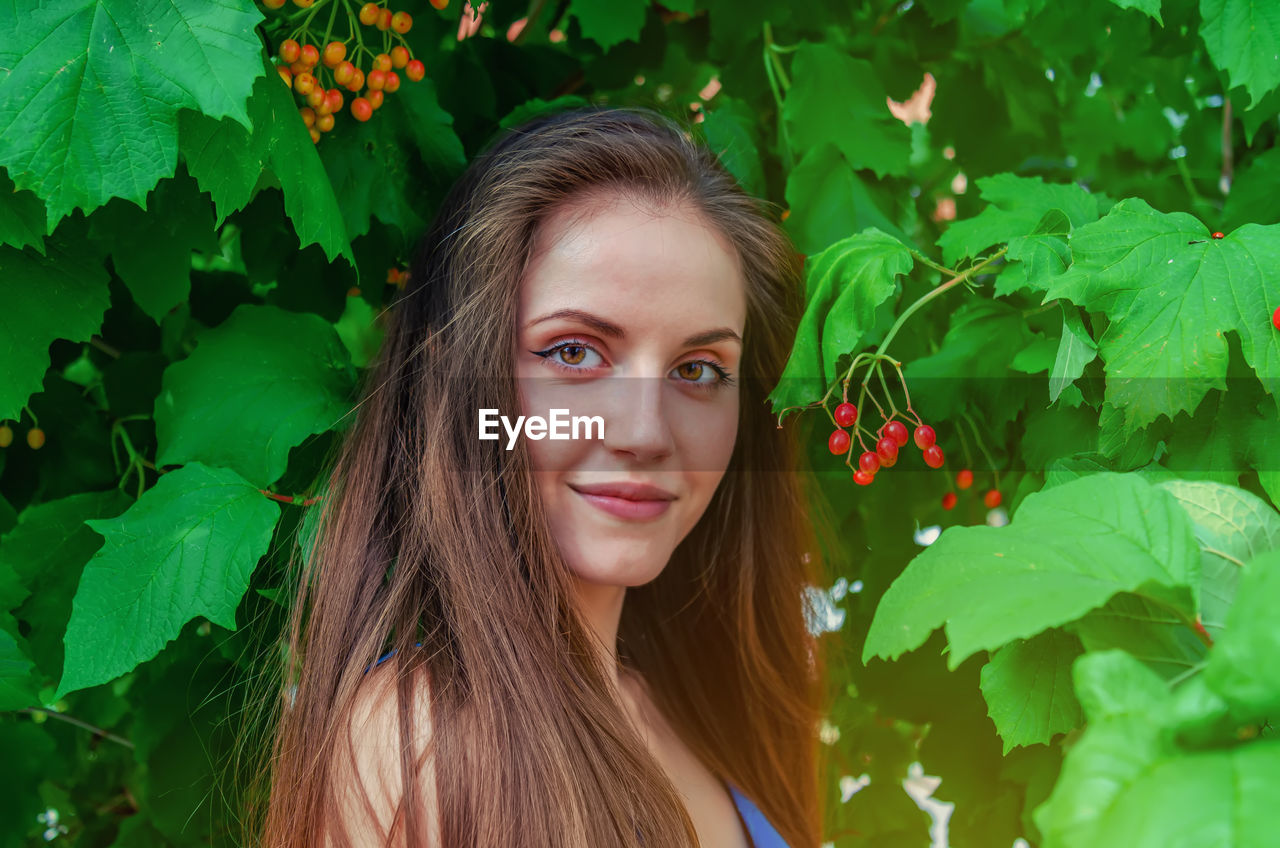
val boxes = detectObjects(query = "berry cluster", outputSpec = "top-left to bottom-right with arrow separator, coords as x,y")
265,0 -> 435,143
827,400 -> 945,486
940,468 -> 1000,511
0,422 -> 45,450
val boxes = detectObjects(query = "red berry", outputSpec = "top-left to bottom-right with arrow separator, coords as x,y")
306,87 -> 326,109
1212,231 -> 1225,239
367,69 -> 387,90
293,72 -> 317,95
984,489 -> 1002,508
316,112 -> 335,133
346,68 -> 366,92
300,44 -> 320,66
280,38 -> 301,63
405,59 -> 425,81
828,429 -> 851,455
853,469 -> 875,486
372,53 -> 392,72
859,451 -> 880,475
390,46 -> 410,68
834,402 -> 857,428
322,41 -> 346,67
377,8 -> 393,29
351,97 -> 374,121
942,492 -> 957,510
876,436 -> 899,463
359,2 -> 380,25
383,71 -> 401,93
324,88 -> 344,114
956,469 -> 973,490
391,10 -> 413,33
913,424 -> 936,450
366,89 -> 384,109
1273,305 -> 1280,331
429,0 -> 448,8
883,420 -> 908,447
299,107 -> 316,128
335,61 -> 356,86
922,444 -> 944,468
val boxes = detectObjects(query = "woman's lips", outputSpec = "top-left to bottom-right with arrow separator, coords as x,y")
569,483 -> 675,520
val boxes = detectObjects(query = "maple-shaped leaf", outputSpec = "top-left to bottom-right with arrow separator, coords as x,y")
1044,198 -> 1280,436
0,0 -> 264,230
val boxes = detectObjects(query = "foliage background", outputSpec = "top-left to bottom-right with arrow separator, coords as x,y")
1,0 -> 1278,845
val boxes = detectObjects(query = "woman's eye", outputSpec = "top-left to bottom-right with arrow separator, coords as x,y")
534,341 -> 605,371
675,362 -> 711,382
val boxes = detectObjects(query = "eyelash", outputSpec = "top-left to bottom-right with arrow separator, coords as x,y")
532,338 -> 737,392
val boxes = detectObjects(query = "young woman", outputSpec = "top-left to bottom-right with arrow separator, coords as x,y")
249,105 -> 831,847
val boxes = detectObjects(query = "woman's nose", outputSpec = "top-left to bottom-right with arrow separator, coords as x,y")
600,375 -> 674,464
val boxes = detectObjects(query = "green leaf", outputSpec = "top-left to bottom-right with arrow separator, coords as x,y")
936,174 -> 1107,266
0,629 -> 41,710
767,230 -> 912,417
783,142 -> 906,256
180,55 -> 355,267
54,462 -> 278,700
155,304 -> 358,488
0,231 -> 110,422
1037,649 -> 1280,848
904,299 -> 1036,427
1106,0 -> 1163,24
0,168 -> 48,253
698,98 -> 766,199
568,0 -> 648,51
862,473 -> 1200,669
1202,549 -> 1280,722
319,107 -> 425,243
1200,0 -> 1280,109
1049,305 -> 1098,403
979,628 -> 1085,754
87,167 -> 217,323
1044,199 -> 1280,435
0,0 -> 265,228
783,42 -> 912,179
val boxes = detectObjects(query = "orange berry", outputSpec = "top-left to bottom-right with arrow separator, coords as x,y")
263,0 -> 286,8
300,43 -> 320,66
322,41 -> 346,67
386,267 -> 401,283
367,69 -> 387,90
306,87 -> 326,109
293,72 -> 316,95
346,67 -> 365,92
325,88 -> 344,113
373,53 -> 392,72
289,60 -> 308,76
359,2 -> 379,25
292,0 -> 314,7
390,46 -> 410,68
383,71 -> 400,93
377,8 -> 392,29
280,38 -> 301,63
335,60 -> 356,86
983,489 -> 1002,509
27,427 -> 45,449
299,106 -> 316,127
351,97 -> 374,121
309,126 -> 321,143
348,287 -> 362,297
366,89 -> 384,109
429,0 -> 448,9
405,59 -> 425,81
0,424 -> 12,448
391,10 -> 412,33
277,65 -> 292,86
316,112 -> 335,132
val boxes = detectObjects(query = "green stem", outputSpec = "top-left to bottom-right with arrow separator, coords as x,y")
961,411 -> 999,485
908,247 -> 952,276
762,22 -> 794,171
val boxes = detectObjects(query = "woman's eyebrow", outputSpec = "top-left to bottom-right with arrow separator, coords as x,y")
526,308 -> 741,348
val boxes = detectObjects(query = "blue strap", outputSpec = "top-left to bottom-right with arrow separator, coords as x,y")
727,781 -> 790,848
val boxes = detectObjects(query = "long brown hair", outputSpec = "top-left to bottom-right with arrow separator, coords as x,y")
237,104 -> 831,847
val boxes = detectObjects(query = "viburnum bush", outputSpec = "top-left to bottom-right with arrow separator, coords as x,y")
1,0 -> 1279,845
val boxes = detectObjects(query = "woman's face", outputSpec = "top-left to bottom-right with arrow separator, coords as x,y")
515,192 -> 746,589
